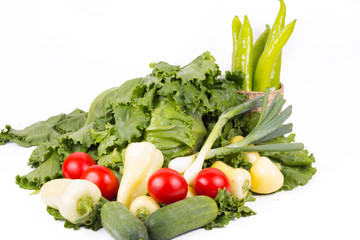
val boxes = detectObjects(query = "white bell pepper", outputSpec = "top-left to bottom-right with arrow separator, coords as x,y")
117,142 -> 164,208
40,179 -> 102,224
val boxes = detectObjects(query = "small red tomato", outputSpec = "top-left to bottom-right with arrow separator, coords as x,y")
62,152 -> 96,179
148,168 -> 188,204
81,165 -> 119,200
193,168 -> 231,199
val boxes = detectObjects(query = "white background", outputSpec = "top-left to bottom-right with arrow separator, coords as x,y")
0,0 -> 359,239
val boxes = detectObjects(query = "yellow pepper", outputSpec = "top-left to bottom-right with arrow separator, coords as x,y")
250,156 -> 284,194
117,142 -> 164,208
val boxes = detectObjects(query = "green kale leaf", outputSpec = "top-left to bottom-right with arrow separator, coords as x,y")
1,109 -> 87,147
205,189 -> 256,230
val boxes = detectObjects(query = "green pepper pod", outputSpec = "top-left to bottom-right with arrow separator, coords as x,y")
231,15 -> 242,72
235,15 -> 253,91
253,19 -> 296,92
266,0 -> 287,45
252,24 -> 270,79
267,0 -> 287,90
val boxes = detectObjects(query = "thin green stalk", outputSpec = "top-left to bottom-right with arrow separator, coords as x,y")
254,88 -> 270,129
247,105 -> 292,143
229,96 -> 291,151
261,96 -> 286,125
206,142 -> 304,159
243,143 -> 303,152
253,123 -> 293,143
262,93 -> 283,122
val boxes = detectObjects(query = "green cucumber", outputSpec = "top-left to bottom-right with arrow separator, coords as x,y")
101,201 -> 148,240
144,196 -> 218,240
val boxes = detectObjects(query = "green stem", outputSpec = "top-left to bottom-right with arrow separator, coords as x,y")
74,196 -> 94,224
254,88 -> 270,129
253,123 -> 293,143
243,143 -> 304,152
136,208 -> 151,222
206,143 -> 304,159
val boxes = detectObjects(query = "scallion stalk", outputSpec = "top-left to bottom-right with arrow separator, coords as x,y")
183,96 -> 264,184
182,88 -> 299,185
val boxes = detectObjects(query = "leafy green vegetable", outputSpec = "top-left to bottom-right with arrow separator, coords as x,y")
205,189 -> 256,229
2,51 -> 249,190
15,150 -> 62,190
0,109 -> 87,147
145,97 -> 207,161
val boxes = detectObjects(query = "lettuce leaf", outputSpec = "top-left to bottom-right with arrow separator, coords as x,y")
280,165 -> 317,190
145,97 -> 207,163
15,150 -> 62,190
4,51 -> 247,192
205,189 -> 256,230
1,109 -> 87,147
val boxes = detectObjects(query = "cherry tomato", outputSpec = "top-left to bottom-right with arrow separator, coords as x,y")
62,152 -> 96,179
148,168 -> 188,204
80,165 -> 119,200
193,168 -> 231,199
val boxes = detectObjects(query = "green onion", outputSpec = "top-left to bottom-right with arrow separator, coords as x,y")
183,96 -> 264,184
182,88 -> 302,185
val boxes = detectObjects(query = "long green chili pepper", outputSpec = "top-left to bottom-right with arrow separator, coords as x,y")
231,16 -> 242,72
253,19 -> 296,92
267,0 -> 287,90
266,0 -> 287,45
235,15 -> 253,91
252,24 -> 270,79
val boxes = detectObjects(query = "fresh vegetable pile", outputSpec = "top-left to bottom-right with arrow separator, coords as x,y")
0,1 -> 316,239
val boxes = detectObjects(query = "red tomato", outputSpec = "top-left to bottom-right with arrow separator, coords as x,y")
148,168 -> 188,204
193,168 -> 231,199
62,152 -> 96,179
81,165 -> 119,200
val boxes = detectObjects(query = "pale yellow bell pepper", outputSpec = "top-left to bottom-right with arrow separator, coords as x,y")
117,142 -> 164,208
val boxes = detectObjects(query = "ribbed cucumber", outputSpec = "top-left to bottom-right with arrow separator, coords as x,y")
144,196 -> 218,240
101,201 -> 149,240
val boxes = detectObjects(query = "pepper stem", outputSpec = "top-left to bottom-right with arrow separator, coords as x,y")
136,208 -> 151,222
74,196 -> 94,224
